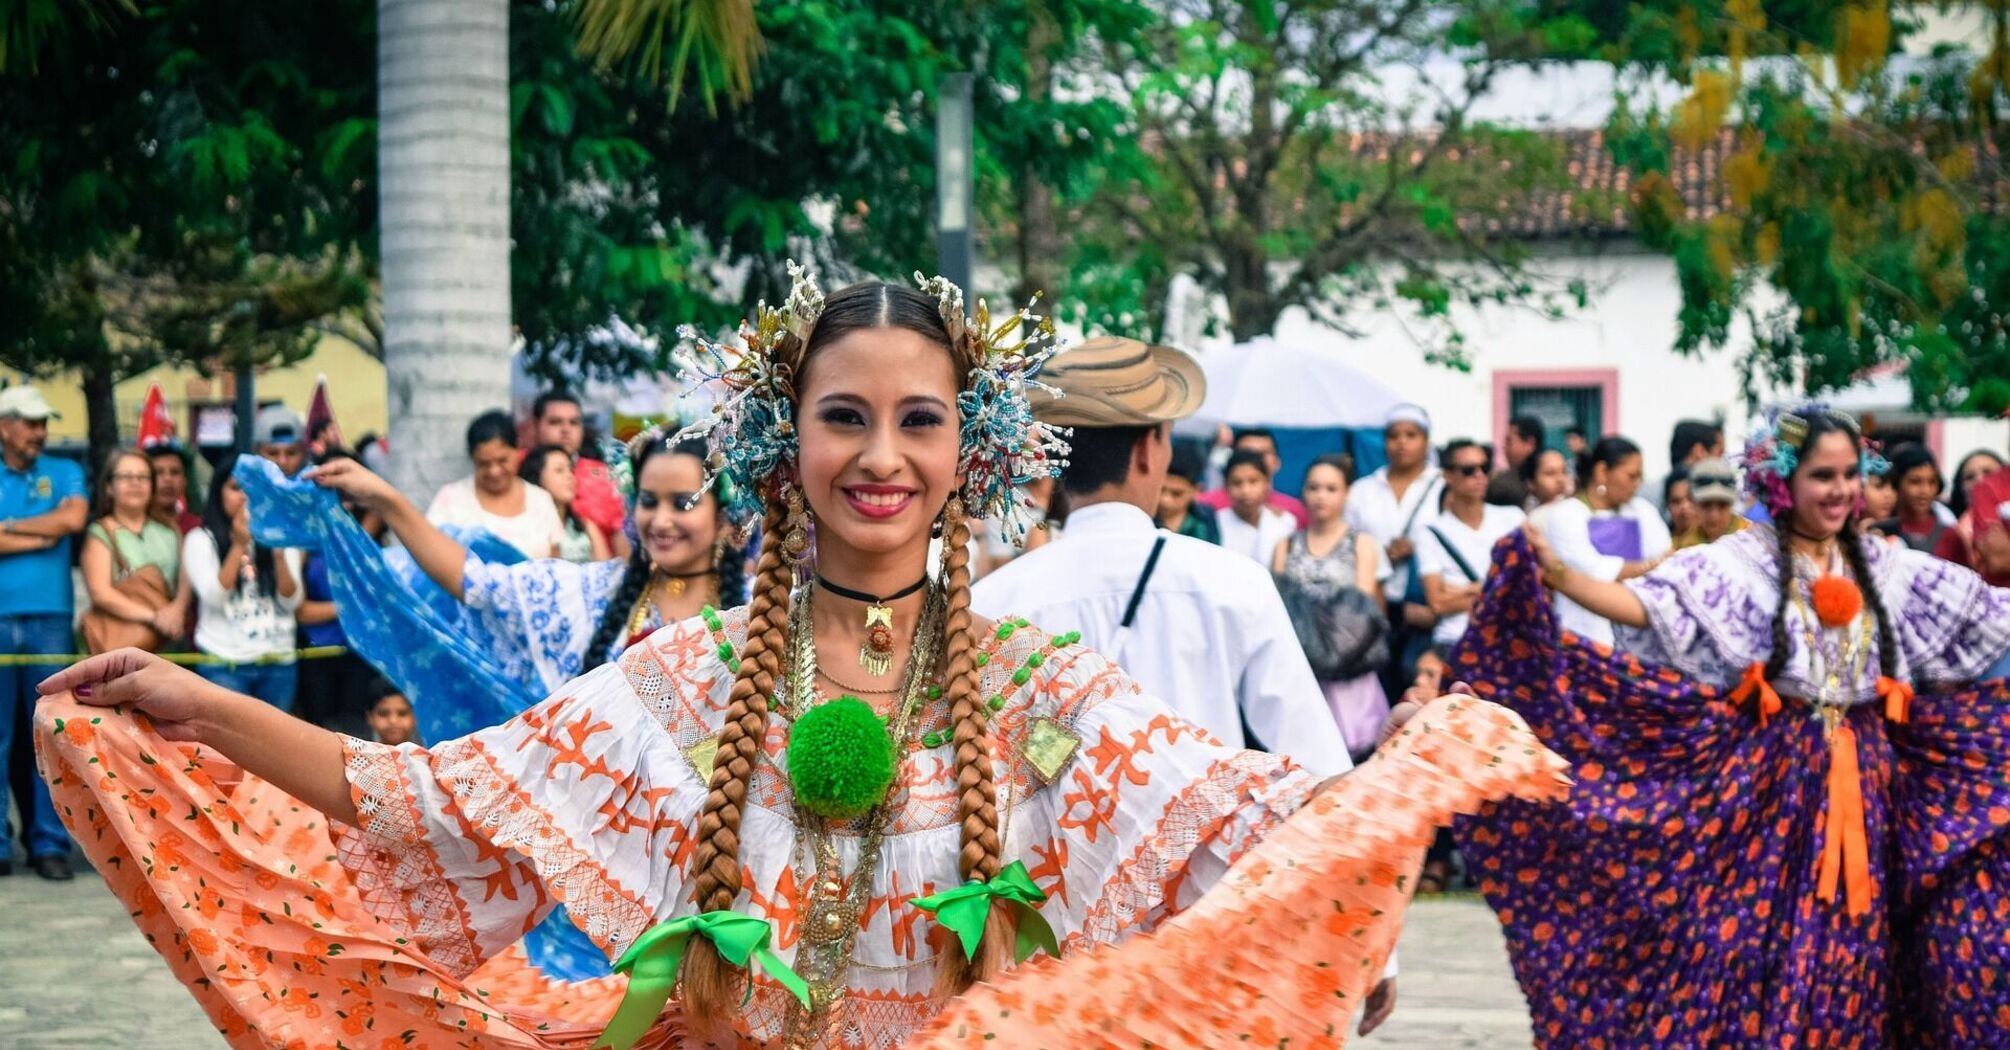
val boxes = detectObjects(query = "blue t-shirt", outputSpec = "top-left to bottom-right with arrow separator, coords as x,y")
301,553 -> 347,647
0,452 -> 87,616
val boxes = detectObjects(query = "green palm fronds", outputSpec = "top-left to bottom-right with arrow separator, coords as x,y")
570,0 -> 760,113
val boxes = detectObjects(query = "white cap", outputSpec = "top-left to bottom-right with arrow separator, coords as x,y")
1384,403 -> 1431,432
0,385 -> 59,421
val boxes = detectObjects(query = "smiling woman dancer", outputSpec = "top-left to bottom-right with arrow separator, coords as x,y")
35,267 -> 1561,1049
1453,405 -> 2010,1049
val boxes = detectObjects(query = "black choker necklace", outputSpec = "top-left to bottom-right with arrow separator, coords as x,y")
816,575 -> 928,677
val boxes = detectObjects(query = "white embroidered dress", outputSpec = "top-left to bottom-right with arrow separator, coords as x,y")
336,610 -> 1319,1047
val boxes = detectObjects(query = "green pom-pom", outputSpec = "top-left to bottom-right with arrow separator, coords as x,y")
786,697 -> 896,821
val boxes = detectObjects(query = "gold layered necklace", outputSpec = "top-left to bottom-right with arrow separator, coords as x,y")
625,570 -> 717,640
776,585 -> 942,1048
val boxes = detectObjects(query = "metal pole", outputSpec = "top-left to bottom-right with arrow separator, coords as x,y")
936,72 -> 975,295
234,364 -> 256,457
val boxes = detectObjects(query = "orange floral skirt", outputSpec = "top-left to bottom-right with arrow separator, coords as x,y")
33,701 -> 641,1049
35,693 -> 1565,1050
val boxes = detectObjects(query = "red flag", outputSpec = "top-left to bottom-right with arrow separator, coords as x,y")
135,382 -> 177,450
305,375 -> 336,447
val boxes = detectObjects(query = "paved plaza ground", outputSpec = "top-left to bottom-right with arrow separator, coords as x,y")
0,866 -> 1534,1048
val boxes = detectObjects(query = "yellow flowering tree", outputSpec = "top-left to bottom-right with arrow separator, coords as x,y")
1613,0 -> 2010,413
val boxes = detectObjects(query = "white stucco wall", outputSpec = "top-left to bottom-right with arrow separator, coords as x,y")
1198,250 -> 1777,481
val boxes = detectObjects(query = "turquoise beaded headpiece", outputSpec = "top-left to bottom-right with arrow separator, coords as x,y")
669,261 -> 1071,544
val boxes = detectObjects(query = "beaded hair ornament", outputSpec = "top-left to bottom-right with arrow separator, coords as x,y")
668,260 -> 1071,541
602,428 -> 748,548
1739,403 -> 1888,517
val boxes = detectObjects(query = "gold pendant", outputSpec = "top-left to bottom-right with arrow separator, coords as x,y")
665,576 -> 688,597
1023,716 -> 1083,784
860,604 -> 894,676
682,735 -> 719,785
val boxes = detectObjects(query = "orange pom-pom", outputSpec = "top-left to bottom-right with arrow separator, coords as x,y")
1810,575 -> 1863,628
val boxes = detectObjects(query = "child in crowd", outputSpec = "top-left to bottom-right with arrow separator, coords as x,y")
1157,444 -> 1221,544
1386,645 -> 1461,892
1411,646 -> 1448,698
1214,450 -> 1296,564
364,679 -> 418,747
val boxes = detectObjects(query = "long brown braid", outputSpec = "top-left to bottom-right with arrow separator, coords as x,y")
679,493 -> 792,1020
1837,520 -> 1900,682
677,281 -> 1011,1022
935,501 -> 1018,993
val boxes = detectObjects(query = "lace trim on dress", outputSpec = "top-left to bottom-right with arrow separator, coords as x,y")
1073,750 -> 1314,946
335,737 -> 485,977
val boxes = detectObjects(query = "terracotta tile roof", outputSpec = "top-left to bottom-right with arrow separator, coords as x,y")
1497,127 -> 1734,240
1333,127 -> 1738,242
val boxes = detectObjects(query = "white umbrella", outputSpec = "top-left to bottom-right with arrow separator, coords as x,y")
1175,336 -> 1408,435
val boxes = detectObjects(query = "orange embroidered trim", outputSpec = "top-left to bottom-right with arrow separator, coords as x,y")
444,737 -> 657,956
1074,752 -> 1297,947
335,739 -> 486,977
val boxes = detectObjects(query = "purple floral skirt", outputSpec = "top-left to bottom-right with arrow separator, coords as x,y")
1450,532 -> 2010,1048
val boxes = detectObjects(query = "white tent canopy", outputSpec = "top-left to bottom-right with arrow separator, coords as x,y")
1175,336 -> 1408,435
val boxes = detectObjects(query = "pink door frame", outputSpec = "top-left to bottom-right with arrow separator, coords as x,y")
1492,368 -> 1621,453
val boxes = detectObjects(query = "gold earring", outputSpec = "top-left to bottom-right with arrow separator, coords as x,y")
782,485 -> 810,561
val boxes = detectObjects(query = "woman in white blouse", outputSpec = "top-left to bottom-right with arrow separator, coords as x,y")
1528,435 -> 1671,645
184,458 -> 304,710
425,410 -> 565,560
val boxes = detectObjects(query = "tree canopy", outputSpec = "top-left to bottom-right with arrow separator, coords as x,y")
0,0 -> 376,454
1604,1 -> 2010,413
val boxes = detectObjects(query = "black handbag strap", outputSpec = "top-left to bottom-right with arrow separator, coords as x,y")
1397,475 -> 1444,541
1425,524 -> 1483,583
1121,535 -> 1169,629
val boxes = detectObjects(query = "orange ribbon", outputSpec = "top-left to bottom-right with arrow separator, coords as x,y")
1877,677 -> 1913,725
1815,723 -> 1873,917
1729,662 -> 1782,726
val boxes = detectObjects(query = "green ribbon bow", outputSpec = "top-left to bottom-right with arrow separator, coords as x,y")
593,911 -> 811,1050
909,859 -> 1061,964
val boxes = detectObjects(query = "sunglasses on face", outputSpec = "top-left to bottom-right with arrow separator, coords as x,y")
1448,463 -> 1488,477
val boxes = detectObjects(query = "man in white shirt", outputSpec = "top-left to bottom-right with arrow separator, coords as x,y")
972,337 -> 1350,778
1344,404 -> 1443,608
1415,439 -> 1525,648
973,337 -> 1396,1032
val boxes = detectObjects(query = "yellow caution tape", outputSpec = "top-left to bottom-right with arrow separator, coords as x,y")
0,645 -> 350,667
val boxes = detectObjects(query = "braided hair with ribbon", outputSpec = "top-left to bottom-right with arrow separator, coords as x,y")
667,264 -> 1069,1022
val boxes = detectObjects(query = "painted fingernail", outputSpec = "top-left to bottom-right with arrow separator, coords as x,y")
75,684 -> 93,699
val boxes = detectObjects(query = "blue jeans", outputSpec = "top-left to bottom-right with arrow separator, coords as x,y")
1,613 -> 75,862
200,662 -> 299,713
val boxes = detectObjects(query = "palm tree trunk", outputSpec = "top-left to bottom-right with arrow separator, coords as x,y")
377,0 -> 513,506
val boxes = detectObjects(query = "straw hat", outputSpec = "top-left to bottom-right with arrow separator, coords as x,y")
1031,336 -> 1206,427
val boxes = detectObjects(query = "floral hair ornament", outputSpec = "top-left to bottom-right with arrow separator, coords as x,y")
667,261 -> 822,522
1739,403 -> 1888,518
668,260 -> 1070,545
912,271 -> 1072,546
